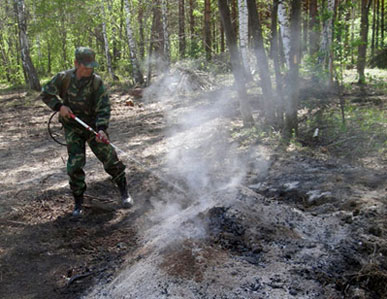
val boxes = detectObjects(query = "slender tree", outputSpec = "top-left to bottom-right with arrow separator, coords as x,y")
124,0 -> 144,84
246,0 -> 275,123
189,0 -> 197,55
285,0 -> 301,137
357,0 -> 372,84
179,0 -> 186,58
218,0 -> 254,126
138,0 -> 145,60
371,0 -> 377,57
14,0 -> 41,91
382,0 -> 385,47
238,0 -> 249,72
278,0 -> 291,67
376,0 -> 380,50
319,0 -> 335,71
270,0 -> 284,127
100,0 -> 118,80
309,0 -> 319,55
161,0 -> 170,65
204,0 -> 212,60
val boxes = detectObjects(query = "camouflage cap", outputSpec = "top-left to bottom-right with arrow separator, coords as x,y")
75,47 -> 99,68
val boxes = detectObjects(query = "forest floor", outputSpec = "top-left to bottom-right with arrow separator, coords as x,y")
0,69 -> 386,299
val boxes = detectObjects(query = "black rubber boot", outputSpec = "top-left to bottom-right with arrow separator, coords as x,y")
72,195 -> 83,217
117,177 -> 133,209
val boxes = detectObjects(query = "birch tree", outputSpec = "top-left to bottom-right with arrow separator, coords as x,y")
218,0 -> 254,127
246,0 -> 275,123
101,0 -> 118,80
15,0 -> 41,91
124,0 -> 144,84
270,0 -> 284,126
319,0 -> 335,77
238,0 -> 249,72
278,0 -> 291,68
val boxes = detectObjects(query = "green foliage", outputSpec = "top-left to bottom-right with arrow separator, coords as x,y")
231,125 -> 268,147
300,53 -> 330,82
298,68 -> 387,161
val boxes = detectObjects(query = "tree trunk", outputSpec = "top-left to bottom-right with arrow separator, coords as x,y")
238,0 -> 249,73
101,0 -> 118,80
357,0 -> 372,84
371,0 -> 376,57
376,0 -> 380,50
179,0 -> 186,58
204,0 -> 212,60
138,0 -> 145,60
246,0 -> 275,123
117,0 -> 125,61
380,0 -> 385,48
231,0 -> 238,37
124,0 -> 144,85
15,0 -> 41,91
344,0 -> 352,61
107,0 -> 120,62
303,0 -> 309,51
218,0 -> 254,127
351,2 -> 356,65
0,32 -> 11,82
161,0 -> 170,65
152,0 -> 164,58
189,0 -> 197,55
278,0 -> 291,67
309,0 -> 319,56
271,0 -> 284,127
285,0 -> 301,138
60,9 -> 67,69
220,21 -> 225,53
147,0 -> 162,85
319,0 -> 335,71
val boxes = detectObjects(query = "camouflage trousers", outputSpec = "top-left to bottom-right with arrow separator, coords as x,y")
64,123 -> 126,197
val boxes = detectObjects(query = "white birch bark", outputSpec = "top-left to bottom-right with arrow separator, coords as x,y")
124,0 -> 144,84
238,0 -> 249,73
15,0 -> 41,90
100,0 -> 116,79
278,0 -> 291,68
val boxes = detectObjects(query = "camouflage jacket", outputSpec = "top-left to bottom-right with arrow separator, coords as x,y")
41,69 -> 110,131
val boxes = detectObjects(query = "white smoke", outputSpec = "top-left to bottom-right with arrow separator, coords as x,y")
86,68 -> 271,299
140,69 -> 255,244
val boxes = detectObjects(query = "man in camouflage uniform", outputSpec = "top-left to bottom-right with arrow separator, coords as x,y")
41,47 -> 133,216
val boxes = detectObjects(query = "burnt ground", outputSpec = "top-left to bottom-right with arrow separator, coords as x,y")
0,74 -> 386,299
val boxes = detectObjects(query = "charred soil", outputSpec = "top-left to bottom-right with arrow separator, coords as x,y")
0,80 -> 386,299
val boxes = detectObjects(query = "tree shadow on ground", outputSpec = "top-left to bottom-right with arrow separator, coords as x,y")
0,182 -> 140,299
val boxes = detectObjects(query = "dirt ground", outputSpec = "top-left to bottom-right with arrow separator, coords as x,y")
0,74 -> 386,299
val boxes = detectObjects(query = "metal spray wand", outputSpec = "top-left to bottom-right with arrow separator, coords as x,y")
69,113 -> 188,196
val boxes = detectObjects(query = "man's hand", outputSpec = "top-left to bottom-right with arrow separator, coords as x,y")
96,130 -> 109,144
59,105 -> 73,119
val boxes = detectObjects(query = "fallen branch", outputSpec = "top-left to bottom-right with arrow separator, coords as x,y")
67,267 -> 107,286
67,271 -> 94,285
0,219 -> 29,227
